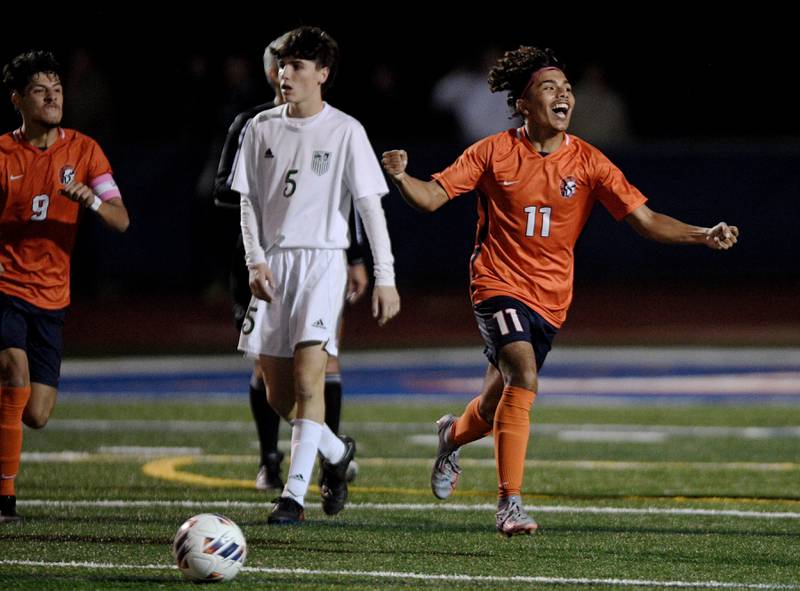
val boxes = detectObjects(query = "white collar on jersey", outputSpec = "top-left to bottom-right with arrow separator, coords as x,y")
281,102 -> 329,129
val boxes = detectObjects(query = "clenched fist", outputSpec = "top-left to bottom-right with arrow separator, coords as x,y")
381,150 -> 408,182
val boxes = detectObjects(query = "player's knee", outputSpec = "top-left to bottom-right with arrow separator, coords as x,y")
22,409 -> 49,429
0,354 -> 29,387
292,383 -> 317,406
505,367 -> 538,391
292,368 -> 323,406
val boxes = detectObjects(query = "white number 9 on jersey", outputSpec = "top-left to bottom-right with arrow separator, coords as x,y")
31,194 -> 50,221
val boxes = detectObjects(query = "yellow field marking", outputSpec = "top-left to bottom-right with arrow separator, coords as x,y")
141,455 -> 800,504
163,455 -> 800,472
141,456 -> 435,496
142,456 -> 254,489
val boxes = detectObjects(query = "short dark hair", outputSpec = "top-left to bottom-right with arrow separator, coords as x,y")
3,50 -> 62,95
271,26 -> 339,94
488,47 -> 565,111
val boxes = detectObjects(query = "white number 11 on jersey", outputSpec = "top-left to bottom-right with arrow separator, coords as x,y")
524,206 -> 552,237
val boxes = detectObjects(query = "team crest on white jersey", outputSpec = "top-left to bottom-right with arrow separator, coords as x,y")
560,176 -> 577,199
311,151 -> 332,176
60,165 -> 75,185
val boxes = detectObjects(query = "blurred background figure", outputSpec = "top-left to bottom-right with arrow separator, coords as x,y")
195,55 -> 262,301
63,49 -> 117,297
567,62 -> 633,148
63,48 -> 114,146
431,47 -> 520,145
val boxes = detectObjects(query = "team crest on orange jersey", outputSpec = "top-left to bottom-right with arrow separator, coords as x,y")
60,165 -> 75,185
560,176 -> 577,199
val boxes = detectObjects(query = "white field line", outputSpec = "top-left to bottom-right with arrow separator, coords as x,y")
20,451 -> 800,473
0,559 -> 796,589
410,432 -> 671,445
559,430 -> 667,443
16,499 -> 800,520
42,419 -> 800,439
95,446 -> 203,456
356,457 -> 800,472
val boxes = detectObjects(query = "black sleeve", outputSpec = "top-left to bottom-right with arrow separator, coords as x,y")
346,205 -> 367,265
213,102 -> 274,208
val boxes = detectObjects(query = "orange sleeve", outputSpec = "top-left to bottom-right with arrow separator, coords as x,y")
431,137 -> 492,199
591,152 -> 648,221
86,138 -> 113,181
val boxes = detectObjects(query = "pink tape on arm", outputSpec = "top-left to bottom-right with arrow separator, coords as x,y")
89,173 -> 122,202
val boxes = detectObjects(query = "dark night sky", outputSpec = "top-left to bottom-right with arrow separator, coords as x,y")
1,10 -> 796,143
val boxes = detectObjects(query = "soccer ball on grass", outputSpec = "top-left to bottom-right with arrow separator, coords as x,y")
172,513 -> 247,582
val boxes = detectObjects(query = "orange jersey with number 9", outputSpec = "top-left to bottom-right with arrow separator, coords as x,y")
433,128 -> 647,328
0,128 -> 113,309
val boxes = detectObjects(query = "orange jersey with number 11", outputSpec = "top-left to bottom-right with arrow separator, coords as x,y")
433,128 -> 647,328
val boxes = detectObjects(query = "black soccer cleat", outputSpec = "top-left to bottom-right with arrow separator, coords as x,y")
0,495 -> 23,524
267,496 -> 304,525
319,435 -> 356,516
256,451 -> 285,491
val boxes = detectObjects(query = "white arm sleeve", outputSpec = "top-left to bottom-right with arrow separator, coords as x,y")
233,118 -> 266,267
354,194 -> 395,287
240,194 -> 266,267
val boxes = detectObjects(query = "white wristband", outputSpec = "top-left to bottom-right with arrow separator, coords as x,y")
89,195 -> 102,211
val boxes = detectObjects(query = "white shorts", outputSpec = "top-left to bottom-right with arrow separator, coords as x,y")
238,248 -> 347,358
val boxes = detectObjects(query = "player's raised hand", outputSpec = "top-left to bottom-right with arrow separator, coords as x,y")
381,150 -> 408,181
704,222 -> 739,250
249,263 -> 275,302
372,285 -> 400,326
60,181 -> 96,209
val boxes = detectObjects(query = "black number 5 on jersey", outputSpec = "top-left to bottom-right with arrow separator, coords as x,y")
283,169 -> 298,197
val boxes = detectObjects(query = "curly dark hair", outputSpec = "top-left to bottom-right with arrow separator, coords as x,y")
488,46 -> 565,112
271,26 -> 339,95
3,50 -> 62,95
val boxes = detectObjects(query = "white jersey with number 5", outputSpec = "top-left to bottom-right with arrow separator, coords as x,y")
232,103 -> 388,261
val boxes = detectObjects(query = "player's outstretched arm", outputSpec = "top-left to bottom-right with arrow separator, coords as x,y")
382,150 -> 449,213
60,181 -> 130,232
625,204 -> 739,250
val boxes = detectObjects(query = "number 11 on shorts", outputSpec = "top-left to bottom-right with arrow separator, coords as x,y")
493,308 -> 523,336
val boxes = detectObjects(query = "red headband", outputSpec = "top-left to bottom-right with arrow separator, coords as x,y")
520,67 -> 562,100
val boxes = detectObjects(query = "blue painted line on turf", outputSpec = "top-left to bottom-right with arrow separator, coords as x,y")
58,362 -> 800,402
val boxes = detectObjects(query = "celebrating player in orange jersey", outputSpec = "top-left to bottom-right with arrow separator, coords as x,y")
0,51 -> 129,522
382,46 -> 738,536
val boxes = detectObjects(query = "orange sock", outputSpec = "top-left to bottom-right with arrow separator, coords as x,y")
451,396 -> 492,447
0,385 -> 32,496
494,385 -> 535,499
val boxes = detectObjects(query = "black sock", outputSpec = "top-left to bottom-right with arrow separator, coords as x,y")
249,375 -> 280,464
324,373 -> 343,435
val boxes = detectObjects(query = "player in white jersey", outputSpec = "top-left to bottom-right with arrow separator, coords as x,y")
233,26 -> 400,525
